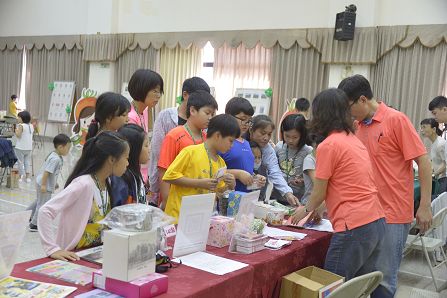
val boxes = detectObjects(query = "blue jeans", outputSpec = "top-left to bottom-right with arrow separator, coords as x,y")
324,218 -> 386,284
371,223 -> 411,298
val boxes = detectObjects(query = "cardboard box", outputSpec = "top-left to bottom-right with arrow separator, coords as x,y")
6,169 -> 19,188
207,216 -> 235,248
93,270 -> 168,298
227,191 -> 246,217
103,229 -> 157,282
280,266 -> 344,298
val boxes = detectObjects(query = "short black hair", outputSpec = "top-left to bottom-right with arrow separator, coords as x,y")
249,140 -> 262,154
428,96 -> 447,111
225,97 -> 255,116
280,114 -> 308,150
18,111 -> 31,123
207,114 -> 240,139
128,69 -> 164,102
182,77 -> 210,101
53,134 -> 71,148
186,90 -> 218,118
11,94 -> 17,100
420,118 -> 442,136
295,98 -> 310,112
338,74 -> 373,103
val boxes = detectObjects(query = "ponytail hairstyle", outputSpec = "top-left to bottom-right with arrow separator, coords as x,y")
244,114 -> 275,142
117,124 -> 146,191
65,131 -> 129,201
86,92 -> 130,140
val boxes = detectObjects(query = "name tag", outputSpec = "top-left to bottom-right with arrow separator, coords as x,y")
163,224 -> 177,238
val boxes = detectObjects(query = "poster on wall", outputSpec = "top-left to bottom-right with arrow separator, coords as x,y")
235,88 -> 271,115
47,81 -> 76,123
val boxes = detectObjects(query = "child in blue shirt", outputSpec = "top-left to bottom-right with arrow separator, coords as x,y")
220,97 -> 266,192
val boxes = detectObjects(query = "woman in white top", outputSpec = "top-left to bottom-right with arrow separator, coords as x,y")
420,118 -> 446,195
15,111 -> 34,182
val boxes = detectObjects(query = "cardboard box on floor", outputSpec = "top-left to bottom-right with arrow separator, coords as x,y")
280,266 -> 344,298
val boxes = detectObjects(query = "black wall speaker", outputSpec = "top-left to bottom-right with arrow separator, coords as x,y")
334,8 -> 356,41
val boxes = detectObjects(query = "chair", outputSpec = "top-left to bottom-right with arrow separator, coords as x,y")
403,207 -> 447,292
326,271 -> 383,298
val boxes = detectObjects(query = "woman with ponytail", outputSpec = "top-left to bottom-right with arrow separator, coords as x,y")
38,131 -> 129,261
85,92 -> 131,140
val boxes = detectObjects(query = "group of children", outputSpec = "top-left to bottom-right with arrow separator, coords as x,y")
17,68 -> 436,298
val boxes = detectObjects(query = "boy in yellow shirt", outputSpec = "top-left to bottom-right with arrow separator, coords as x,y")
163,114 -> 239,220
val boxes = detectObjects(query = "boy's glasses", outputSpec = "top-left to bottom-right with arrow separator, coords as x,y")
234,116 -> 252,126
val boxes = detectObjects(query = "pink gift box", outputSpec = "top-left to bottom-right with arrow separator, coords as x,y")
93,270 -> 168,298
207,216 -> 235,248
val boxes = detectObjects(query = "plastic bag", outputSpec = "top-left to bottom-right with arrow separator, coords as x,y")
99,203 -> 175,232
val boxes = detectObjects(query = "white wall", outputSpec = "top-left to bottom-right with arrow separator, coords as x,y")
1,0 -> 446,36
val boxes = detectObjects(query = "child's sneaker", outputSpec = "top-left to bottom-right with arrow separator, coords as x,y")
29,223 -> 38,232
26,178 -> 32,183
18,176 -> 24,183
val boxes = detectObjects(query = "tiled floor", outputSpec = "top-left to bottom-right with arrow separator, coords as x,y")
1,140 -> 446,297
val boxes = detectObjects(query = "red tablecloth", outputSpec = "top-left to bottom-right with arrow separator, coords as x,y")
11,228 -> 331,298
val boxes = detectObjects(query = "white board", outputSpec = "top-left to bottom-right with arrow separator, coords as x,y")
235,88 -> 271,116
47,81 -> 75,122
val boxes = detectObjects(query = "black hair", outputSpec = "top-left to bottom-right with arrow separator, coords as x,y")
11,95 -> 17,100
181,77 -> 210,102
225,97 -> 255,116
128,69 -> 164,102
338,74 -> 373,103
186,90 -> 218,118
86,92 -> 131,140
310,88 -> 354,138
306,133 -> 325,147
420,118 -> 443,136
245,115 -> 275,141
206,114 -> 240,139
18,111 -> 31,124
117,124 -> 146,192
249,140 -> 262,155
295,97 -> 310,112
53,134 -> 71,148
428,96 -> 447,111
280,114 -> 308,150
65,131 -> 129,203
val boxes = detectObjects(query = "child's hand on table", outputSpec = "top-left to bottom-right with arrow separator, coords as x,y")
50,250 -> 80,262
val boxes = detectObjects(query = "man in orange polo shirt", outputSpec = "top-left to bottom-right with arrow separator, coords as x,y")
339,75 -> 432,298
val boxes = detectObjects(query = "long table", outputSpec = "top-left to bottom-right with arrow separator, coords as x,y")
11,228 -> 332,298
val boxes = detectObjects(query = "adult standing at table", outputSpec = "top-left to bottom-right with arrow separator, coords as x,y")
291,88 -> 385,293
339,75 -> 432,298
8,94 -> 20,118
127,69 -> 164,184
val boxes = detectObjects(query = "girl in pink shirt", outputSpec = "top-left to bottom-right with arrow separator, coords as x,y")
37,131 -> 130,261
127,69 -> 164,184
291,89 -> 385,291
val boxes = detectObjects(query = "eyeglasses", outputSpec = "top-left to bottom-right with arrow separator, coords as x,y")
234,116 -> 252,126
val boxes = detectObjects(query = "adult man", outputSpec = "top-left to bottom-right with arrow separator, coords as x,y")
338,75 -> 432,298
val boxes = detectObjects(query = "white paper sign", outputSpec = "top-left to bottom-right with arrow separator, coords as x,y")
0,210 -> 32,279
172,251 -> 248,275
163,224 -> 177,238
173,193 -> 215,258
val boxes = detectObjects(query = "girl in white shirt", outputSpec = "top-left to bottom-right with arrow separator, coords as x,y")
15,111 -> 34,182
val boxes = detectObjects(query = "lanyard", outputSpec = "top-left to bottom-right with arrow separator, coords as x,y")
283,144 -> 300,181
132,172 -> 146,204
203,143 -> 214,178
132,101 -> 147,132
183,124 -> 203,145
92,174 -> 109,215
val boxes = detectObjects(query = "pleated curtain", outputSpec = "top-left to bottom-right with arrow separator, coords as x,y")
24,46 -> 89,121
269,43 -> 329,128
0,48 -> 23,111
371,41 -> 447,125
158,45 -> 202,110
213,43 -> 271,114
